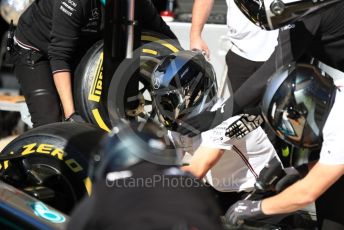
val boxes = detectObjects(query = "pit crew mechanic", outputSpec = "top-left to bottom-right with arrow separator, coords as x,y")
223,1 -> 344,228
10,0 -> 177,127
151,50 -> 281,212
67,121 -> 223,230
190,0 -> 278,93
177,1 -> 344,136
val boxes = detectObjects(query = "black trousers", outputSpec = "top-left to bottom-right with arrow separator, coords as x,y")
225,49 -> 264,93
11,46 -> 62,127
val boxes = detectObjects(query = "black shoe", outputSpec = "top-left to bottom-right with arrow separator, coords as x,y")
65,112 -> 85,123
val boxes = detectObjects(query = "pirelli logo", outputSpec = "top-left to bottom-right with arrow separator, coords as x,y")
88,52 -> 103,102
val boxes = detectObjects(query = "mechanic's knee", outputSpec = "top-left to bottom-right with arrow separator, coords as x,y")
30,106 -> 62,128
25,92 -> 62,127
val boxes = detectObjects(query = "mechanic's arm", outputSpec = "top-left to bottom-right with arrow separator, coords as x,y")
262,162 -> 344,214
49,0 -> 83,119
53,71 -> 75,118
190,0 -> 213,56
182,147 -> 224,179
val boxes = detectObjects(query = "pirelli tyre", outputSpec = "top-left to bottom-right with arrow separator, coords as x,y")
74,31 -> 183,132
0,122 -> 106,214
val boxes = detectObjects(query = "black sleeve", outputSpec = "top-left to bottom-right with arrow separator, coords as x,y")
137,0 -> 177,40
48,0 -> 84,73
232,21 -> 317,114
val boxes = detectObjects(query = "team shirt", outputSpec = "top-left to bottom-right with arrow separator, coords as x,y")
169,102 -> 280,192
225,0 -> 279,61
319,77 -> 344,165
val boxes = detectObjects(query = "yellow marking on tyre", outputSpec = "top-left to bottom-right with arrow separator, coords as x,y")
141,35 -> 179,53
4,160 -> 8,170
65,159 -> 83,173
51,148 -> 65,160
88,52 -> 103,102
0,160 -> 9,170
1,144 -> 91,197
142,49 -> 158,55
22,143 -> 37,155
36,144 -> 54,154
92,108 -> 110,132
84,177 -> 92,196
21,143 -> 65,160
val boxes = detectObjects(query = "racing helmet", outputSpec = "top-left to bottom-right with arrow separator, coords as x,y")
151,50 -> 218,131
261,63 -> 336,148
233,0 -> 341,30
89,120 -> 179,181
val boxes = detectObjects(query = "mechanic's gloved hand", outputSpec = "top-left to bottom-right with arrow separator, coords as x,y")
254,156 -> 285,193
224,200 -> 266,225
275,164 -> 309,193
65,112 -> 86,123
225,114 -> 264,139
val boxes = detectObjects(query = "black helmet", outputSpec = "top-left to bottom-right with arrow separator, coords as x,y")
151,50 -> 218,131
234,0 -> 341,30
89,120 -> 179,181
261,63 -> 336,148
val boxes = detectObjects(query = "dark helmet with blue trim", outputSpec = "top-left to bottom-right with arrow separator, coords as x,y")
151,50 -> 218,131
261,63 -> 336,148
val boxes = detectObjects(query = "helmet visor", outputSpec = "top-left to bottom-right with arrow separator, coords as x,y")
263,63 -> 335,148
234,0 -> 268,28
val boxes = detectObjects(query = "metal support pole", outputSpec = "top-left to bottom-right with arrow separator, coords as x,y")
126,0 -> 135,58
103,0 -> 141,120
102,0 -> 126,113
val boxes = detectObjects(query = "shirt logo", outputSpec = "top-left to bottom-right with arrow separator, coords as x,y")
280,24 -> 295,31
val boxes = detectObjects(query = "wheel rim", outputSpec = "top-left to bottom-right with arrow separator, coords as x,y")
121,56 -> 160,123
1,157 -> 80,213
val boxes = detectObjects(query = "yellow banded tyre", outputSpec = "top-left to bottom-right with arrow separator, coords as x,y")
0,122 -> 106,213
74,31 -> 183,132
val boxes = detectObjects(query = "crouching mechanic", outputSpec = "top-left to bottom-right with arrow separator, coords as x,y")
226,63 -> 344,229
67,120 -> 223,229
151,50 -> 281,212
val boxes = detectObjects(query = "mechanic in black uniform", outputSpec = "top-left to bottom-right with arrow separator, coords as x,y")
11,0 -> 176,127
